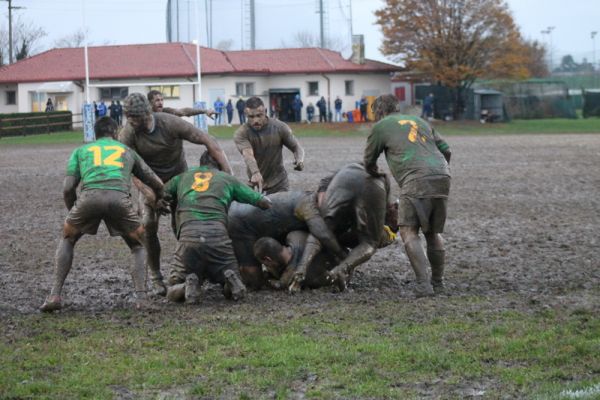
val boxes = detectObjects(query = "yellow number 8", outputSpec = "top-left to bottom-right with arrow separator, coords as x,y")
191,172 -> 213,192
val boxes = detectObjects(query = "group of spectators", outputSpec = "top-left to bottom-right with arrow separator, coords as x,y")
39,90 -> 452,312
93,100 -> 124,126
296,95 -> 374,123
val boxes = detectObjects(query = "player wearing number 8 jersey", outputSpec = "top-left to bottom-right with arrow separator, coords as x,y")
364,94 -> 451,298
163,151 -> 272,304
40,117 -> 165,312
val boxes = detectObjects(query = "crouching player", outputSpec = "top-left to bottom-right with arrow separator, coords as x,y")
164,151 -> 271,304
40,117 -> 165,312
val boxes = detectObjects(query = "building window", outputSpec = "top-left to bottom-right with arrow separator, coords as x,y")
148,85 -> 180,99
308,81 -> 319,96
100,87 -> 129,100
235,82 -> 255,96
6,91 -> 16,105
345,80 -> 354,96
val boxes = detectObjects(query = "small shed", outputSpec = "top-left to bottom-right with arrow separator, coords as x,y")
469,89 -> 505,122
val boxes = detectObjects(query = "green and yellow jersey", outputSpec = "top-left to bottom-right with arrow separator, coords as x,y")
66,137 -> 143,193
164,166 -> 264,236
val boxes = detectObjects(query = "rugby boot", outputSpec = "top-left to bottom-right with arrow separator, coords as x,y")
327,263 -> 350,292
133,291 -> 150,310
40,295 -> 62,313
223,269 -> 247,301
185,274 -> 202,304
428,249 -> 446,295
166,283 -> 186,303
414,280 -> 435,298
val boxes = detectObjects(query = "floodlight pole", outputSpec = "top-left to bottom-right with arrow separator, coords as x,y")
592,31 -> 597,72
547,26 -> 555,72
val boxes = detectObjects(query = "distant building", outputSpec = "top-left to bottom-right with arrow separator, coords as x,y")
0,42 -> 400,124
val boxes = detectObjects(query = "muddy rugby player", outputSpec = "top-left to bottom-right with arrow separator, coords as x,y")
163,151 -> 271,304
119,93 -> 232,296
364,94 -> 451,298
40,117 -> 165,312
147,89 -> 217,119
233,96 -> 305,194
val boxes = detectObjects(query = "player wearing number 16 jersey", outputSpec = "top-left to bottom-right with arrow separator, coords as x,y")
163,151 -> 271,304
40,117 -> 165,312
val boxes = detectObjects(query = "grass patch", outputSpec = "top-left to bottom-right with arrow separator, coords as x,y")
1,300 -> 598,399
1,117 -> 599,146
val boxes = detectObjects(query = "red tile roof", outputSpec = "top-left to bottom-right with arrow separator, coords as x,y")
0,42 -> 399,84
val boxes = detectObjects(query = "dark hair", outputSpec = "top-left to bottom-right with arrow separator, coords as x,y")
371,94 -> 400,120
245,96 -> 264,109
253,237 -> 283,261
147,90 -> 162,102
199,150 -> 221,170
94,116 -> 118,138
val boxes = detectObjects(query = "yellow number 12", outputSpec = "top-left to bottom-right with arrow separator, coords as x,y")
87,146 -> 125,168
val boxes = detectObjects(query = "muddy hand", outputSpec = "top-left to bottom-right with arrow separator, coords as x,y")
293,160 -> 304,171
289,272 -> 305,294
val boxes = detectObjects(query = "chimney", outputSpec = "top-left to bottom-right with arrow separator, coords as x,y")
351,34 -> 365,64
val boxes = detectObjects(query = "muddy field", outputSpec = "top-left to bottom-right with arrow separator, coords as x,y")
0,132 -> 598,317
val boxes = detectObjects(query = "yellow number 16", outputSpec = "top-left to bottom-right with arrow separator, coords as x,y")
87,145 -> 125,168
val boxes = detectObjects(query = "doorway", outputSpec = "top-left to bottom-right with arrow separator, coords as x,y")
269,89 -> 300,122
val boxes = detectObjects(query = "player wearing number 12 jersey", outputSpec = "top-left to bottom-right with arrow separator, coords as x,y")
40,117 -> 165,312
163,151 -> 271,304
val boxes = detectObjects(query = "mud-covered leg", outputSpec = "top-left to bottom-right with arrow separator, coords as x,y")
327,240 -> 376,292
223,269 -> 247,301
122,228 -> 149,309
142,203 -> 166,296
40,223 -> 83,312
400,227 -> 434,298
425,232 -> 445,294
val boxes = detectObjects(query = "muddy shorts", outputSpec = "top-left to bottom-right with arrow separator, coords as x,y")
66,189 -> 140,236
168,220 -> 237,285
398,176 -> 450,233
398,197 -> 447,233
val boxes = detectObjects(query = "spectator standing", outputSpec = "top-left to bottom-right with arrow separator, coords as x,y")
292,94 -> 303,122
334,96 -> 342,122
422,93 -> 434,120
109,100 -> 119,123
115,100 -> 123,126
316,96 -> 327,123
306,103 -> 315,124
226,99 -> 234,126
97,101 -> 107,117
359,96 -> 368,122
213,97 -> 224,125
236,97 -> 246,124
93,101 -> 99,119
45,98 -> 54,112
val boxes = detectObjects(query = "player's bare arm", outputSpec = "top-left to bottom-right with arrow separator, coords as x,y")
241,147 -> 264,192
182,128 -> 233,175
62,176 -> 80,210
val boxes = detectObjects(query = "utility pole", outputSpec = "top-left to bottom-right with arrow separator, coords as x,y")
3,0 -> 25,64
319,0 -> 324,48
250,0 -> 255,50
592,31 -> 597,72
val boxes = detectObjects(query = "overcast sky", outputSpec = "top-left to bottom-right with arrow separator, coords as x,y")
1,0 -> 599,68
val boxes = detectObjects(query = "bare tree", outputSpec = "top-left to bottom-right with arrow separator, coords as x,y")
280,30 -> 348,53
54,29 -> 87,49
0,16 -> 47,64
215,39 -> 234,51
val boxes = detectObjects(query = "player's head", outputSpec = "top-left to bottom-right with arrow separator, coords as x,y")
199,150 -> 221,170
245,96 -> 267,130
94,116 -> 118,139
124,93 -> 153,132
253,237 -> 286,277
371,94 -> 400,121
147,90 -> 164,112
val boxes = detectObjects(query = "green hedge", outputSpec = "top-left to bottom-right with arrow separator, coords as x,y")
0,111 -> 72,138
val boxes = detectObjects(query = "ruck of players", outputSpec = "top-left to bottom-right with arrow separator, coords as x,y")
40,91 -> 451,312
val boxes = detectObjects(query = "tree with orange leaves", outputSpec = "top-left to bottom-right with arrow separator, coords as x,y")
376,0 -> 546,117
